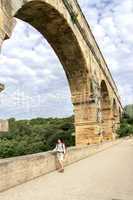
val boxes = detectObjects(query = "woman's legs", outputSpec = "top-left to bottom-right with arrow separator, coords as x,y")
57,153 -> 64,172
59,160 -> 64,171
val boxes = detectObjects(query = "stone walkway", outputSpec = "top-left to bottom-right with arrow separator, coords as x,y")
0,138 -> 133,200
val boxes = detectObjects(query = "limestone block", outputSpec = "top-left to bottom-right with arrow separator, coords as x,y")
0,120 -> 9,132
0,7 -> 16,36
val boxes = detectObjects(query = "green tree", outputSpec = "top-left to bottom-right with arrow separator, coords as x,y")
0,116 -> 75,158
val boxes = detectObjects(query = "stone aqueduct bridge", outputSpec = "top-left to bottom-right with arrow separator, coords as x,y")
0,0 -> 123,145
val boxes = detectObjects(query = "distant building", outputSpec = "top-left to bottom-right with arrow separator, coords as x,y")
0,83 -> 9,133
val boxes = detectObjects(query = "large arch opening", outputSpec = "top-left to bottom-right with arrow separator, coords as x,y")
100,80 -> 112,140
0,19 -> 73,119
0,18 -> 79,157
14,1 -> 90,146
0,0 -> 90,158
15,1 -> 87,93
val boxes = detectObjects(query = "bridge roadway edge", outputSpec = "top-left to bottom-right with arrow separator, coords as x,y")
0,139 -> 124,193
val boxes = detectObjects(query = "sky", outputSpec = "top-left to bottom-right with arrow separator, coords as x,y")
0,0 -> 132,119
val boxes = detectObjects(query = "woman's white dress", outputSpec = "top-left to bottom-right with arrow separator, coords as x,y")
53,143 -> 66,161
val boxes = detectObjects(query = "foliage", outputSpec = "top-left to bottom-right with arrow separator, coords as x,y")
117,109 -> 133,137
0,116 -> 75,158
124,104 -> 133,118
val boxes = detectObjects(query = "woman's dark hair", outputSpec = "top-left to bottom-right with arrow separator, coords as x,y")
57,138 -> 64,143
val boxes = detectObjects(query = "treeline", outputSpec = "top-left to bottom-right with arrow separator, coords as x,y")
0,116 -> 75,158
1,105 -> 133,159
124,104 -> 133,118
117,105 -> 133,137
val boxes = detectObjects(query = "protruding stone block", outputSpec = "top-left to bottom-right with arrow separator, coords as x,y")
0,119 -> 9,132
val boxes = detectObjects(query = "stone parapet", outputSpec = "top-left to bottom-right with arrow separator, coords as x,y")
0,139 -> 122,192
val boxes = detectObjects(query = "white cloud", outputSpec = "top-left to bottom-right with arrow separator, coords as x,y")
0,19 -> 72,119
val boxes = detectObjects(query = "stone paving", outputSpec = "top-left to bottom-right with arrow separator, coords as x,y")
0,138 -> 133,200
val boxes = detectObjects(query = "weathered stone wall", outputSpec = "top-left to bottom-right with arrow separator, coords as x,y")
0,140 -> 121,192
0,83 -> 4,92
0,0 -> 123,145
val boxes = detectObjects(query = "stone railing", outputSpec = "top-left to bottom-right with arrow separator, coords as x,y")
0,139 -> 122,192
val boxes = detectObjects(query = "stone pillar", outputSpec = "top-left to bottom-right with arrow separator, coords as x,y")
0,83 -> 4,92
0,119 -> 9,132
101,106 -> 113,140
103,118 -> 114,140
72,92 -> 99,145
112,113 -> 120,139
0,27 -> 6,47
0,84 -> 8,133
0,3 -> 16,44
102,109 -> 121,141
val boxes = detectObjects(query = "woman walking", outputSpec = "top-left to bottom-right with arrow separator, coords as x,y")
53,138 -> 66,172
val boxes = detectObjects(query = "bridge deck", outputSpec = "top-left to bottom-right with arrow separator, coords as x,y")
0,139 -> 133,200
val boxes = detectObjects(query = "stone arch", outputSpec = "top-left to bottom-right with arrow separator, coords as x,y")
112,99 -> 119,135
14,1 -> 87,93
100,80 -> 112,140
11,0 -> 89,145
100,80 -> 110,116
112,99 -> 118,118
119,107 -> 122,121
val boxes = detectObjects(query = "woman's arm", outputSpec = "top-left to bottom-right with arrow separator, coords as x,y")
63,144 -> 66,154
53,144 -> 57,152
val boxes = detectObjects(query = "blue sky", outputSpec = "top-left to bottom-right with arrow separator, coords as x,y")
0,0 -> 133,119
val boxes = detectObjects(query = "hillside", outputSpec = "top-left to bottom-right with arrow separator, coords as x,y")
117,105 -> 133,137
0,116 -> 75,158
